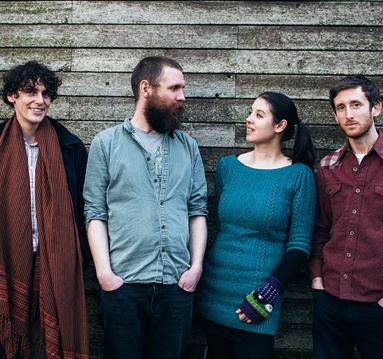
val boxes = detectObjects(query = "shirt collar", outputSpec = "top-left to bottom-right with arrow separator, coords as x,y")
338,130 -> 383,163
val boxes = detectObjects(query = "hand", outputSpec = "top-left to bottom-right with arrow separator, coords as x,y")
178,265 -> 202,292
378,298 -> 383,308
236,308 -> 253,324
97,271 -> 124,292
311,277 -> 325,290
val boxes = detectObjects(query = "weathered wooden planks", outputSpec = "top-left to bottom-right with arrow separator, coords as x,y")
2,24 -> 381,51
0,24 -> 238,49
2,1 -> 381,26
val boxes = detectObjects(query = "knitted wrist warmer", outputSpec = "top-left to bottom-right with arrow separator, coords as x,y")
238,276 -> 285,324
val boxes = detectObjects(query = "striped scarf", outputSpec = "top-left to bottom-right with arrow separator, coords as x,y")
0,116 -> 89,358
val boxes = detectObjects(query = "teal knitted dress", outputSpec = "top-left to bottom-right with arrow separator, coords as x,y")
198,155 -> 316,335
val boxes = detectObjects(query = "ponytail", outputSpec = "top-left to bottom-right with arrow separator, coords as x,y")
292,121 -> 316,169
258,91 -> 316,170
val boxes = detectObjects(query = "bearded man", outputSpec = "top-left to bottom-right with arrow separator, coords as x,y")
0,61 -> 89,358
83,56 -> 208,359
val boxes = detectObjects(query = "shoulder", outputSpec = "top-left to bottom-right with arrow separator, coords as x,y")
218,155 -> 236,167
319,147 -> 344,169
172,129 -> 198,147
290,162 -> 315,183
92,122 -> 125,145
49,117 -> 85,148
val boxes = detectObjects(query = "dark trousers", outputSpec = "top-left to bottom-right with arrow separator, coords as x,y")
202,318 -> 274,359
101,283 -> 194,359
312,289 -> 383,359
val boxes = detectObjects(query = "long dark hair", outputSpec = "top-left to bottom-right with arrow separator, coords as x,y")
258,91 -> 316,169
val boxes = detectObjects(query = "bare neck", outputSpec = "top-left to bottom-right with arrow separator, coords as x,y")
349,125 -> 378,154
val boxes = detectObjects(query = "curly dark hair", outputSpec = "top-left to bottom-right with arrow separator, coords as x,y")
2,60 -> 61,107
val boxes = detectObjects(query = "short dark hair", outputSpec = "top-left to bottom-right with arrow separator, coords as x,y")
1,60 -> 61,107
329,75 -> 381,111
131,56 -> 183,101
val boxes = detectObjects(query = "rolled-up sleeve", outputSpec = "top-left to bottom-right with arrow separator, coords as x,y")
188,141 -> 208,217
83,135 -> 109,225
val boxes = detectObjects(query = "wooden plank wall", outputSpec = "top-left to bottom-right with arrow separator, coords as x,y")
0,1 -> 382,358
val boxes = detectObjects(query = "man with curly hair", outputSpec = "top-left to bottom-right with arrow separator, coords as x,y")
0,61 -> 90,359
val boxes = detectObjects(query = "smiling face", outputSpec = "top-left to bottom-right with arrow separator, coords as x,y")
333,86 -> 381,140
7,81 -> 51,133
245,97 -> 284,145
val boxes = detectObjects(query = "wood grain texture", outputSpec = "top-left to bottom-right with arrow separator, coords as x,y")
238,26 -> 383,50
0,24 -> 237,49
70,1 -> 383,26
58,73 -> 235,98
71,49 -> 383,74
0,49 -> 71,71
2,1 -> 382,25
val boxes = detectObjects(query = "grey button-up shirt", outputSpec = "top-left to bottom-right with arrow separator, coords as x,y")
84,120 -> 208,284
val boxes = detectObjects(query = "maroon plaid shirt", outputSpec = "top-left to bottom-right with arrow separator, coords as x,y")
309,131 -> 383,302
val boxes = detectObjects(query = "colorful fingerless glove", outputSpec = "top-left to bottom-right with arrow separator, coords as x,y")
238,276 -> 285,324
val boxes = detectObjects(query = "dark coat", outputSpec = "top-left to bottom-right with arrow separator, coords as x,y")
0,117 -> 91,267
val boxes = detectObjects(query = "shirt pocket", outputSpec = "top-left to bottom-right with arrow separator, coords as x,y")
325,183 -> 343,222
371,185 -> 383,222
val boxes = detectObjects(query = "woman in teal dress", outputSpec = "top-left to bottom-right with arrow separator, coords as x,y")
198,92 -> 317,358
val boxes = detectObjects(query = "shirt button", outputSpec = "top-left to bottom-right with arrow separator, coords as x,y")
161,225 -> 165,229
160,202 -> 164,206
355,188 -> 361,193
346,252 -> 352,258
162,248 -> 165,252
343,274 -> 349,279
353,167 -> 358,172
147,157 -> 150,161
352,209 -> 357,214
349,230 -> 355,236
154,179 -> 158,183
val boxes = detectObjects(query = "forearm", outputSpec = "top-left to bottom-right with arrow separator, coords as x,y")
87,219 -> 114,280
273,249 -> 307,286
188,215 -> 207,269
178,215 -> 207,291
88,219 -> 124,291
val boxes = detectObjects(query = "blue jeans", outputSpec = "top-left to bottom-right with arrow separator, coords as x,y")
100,283 -> 194,359
312,289 -> 383,359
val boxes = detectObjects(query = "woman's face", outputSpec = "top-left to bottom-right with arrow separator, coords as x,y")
245,97 -> 278,145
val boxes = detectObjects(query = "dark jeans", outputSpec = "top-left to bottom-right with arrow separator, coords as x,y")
101,283 -> 194,359
202,318 -> 274,359
312,289 -> 383,359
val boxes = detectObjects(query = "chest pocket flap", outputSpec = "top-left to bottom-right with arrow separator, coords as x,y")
325,183 -> 342,197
